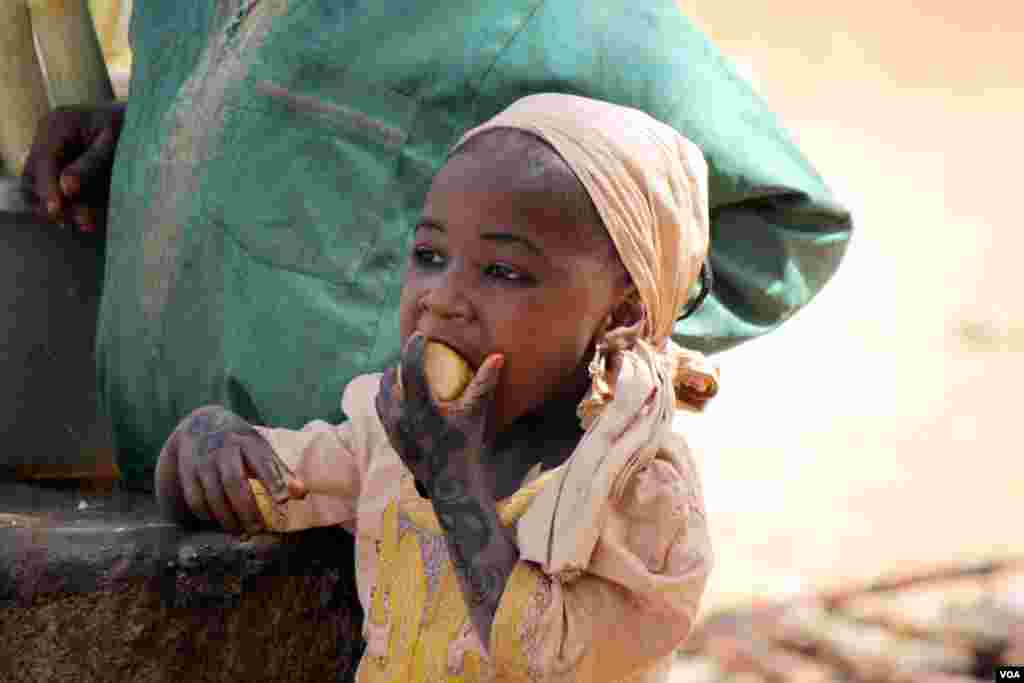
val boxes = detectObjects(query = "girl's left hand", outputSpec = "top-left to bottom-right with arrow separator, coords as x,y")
375,333 -> 504,496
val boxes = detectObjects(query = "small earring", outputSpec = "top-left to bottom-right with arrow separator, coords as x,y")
613,292 -> 642,329
602,313 -> 616,334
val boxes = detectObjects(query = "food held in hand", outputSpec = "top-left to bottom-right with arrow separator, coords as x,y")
398,341 -> 473,402
249,478 -> 283,531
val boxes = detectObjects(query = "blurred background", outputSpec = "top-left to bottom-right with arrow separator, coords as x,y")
678,0 -> 1024,613
82,0 -> 1024,611
88,0 -> 131,94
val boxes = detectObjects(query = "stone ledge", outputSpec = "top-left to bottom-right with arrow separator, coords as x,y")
0,481 -> 364,683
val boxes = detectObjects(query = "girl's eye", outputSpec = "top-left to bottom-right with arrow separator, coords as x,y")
412,247 -> 445,268
484,263 -> 530,283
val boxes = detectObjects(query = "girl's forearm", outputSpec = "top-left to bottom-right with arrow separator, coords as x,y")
429,466 -> 518,652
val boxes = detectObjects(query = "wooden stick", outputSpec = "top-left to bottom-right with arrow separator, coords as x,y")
704,633 -> 838,683
777,603 -> 976,682
820,558 -> 1024,608
0,0 -> 51,176
840,579 -> 988,642
27,0 -> 114,107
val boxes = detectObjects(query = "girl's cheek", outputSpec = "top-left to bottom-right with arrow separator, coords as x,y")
397,283 -> 420,339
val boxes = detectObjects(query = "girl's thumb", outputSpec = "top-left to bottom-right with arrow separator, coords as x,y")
461,354 -> 504,406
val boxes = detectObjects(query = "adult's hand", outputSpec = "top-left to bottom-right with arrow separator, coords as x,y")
155,405 -> 308,535
21,102 -> 126,234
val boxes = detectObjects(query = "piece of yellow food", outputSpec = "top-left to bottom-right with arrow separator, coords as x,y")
425,342 -> 474,400
249,478 -> 284,531
398,341 -> 473,402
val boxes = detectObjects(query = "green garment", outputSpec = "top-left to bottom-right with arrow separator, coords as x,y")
99,0 -> 851,487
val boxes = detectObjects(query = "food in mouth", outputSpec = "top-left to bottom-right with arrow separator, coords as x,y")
398,340 -> 474,402
249,341 -> 475,527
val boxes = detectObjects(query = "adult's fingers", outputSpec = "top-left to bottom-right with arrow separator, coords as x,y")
22,139 -> 65,220
59,125 -> 117,202
71,204 -> 98,233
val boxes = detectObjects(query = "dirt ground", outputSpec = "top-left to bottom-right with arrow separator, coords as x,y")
673,1 -> 1024,619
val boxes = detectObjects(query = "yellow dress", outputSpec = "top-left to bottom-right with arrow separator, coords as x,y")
358,473 -> 555,683
255,372 -> 713,683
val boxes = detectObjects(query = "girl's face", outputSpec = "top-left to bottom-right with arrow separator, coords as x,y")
398,134 -> 632,433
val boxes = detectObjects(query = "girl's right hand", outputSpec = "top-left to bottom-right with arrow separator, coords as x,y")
154,405 -> 307,535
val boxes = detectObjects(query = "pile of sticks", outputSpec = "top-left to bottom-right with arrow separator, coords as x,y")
677,558 -> 1024,683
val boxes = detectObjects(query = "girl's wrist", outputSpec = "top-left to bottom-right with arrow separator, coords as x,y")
426,459 -> 489,502
441,450 -> 498,502
418,435 -> 491,493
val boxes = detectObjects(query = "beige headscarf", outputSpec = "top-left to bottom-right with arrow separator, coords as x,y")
452,94 -> 720,578
453,93 -> 719,417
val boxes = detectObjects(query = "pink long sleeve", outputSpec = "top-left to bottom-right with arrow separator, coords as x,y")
253,374 -> 383,534
487,444 -> 712,682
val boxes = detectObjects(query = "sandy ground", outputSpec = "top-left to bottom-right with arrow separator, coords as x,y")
671,1 -> 1024,620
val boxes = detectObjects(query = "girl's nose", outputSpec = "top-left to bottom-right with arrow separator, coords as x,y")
420,269 -> 473,321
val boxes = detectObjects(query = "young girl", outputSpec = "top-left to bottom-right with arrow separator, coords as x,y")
155,93 -> 720,682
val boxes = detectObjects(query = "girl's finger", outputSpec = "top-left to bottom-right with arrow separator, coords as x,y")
237,431 -> 289,505
177,445 -> 213,523
398,333 -> 432,406
377,367 -> 397,413
376,370 -> 420,468
459,353 -> 504,409
181,466 -> 214,524
285,475 -> 309,500
218,444 -> 265,535
196,452 -> 243,534
375,368 -> 401,436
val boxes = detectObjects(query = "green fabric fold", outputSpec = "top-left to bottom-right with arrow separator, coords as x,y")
99,0 -> 851,487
